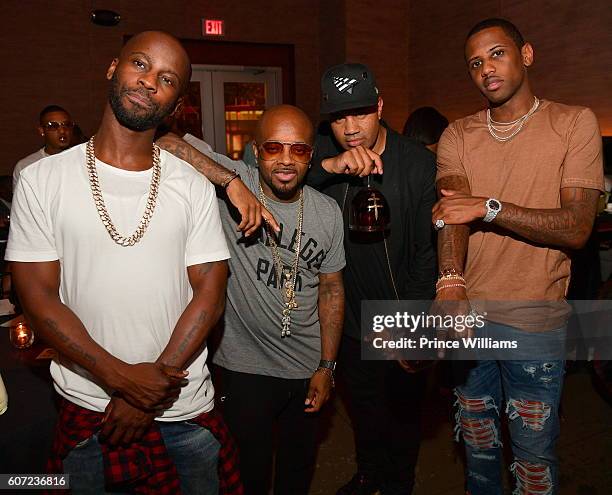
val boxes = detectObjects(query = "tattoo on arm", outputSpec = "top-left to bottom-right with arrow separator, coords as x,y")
43,317 -> 97,367
198,262 -> 214,276
437,175 -> 471,273
495,187 -> 600,249
156,134 -> 235,187
167,310 -> 208,367
318,274 -> 344,361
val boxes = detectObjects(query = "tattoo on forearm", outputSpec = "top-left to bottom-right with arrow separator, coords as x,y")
437,175 -> 471,272
167,310 -> 208,366
43,318 -> 97,367
198,263 -> 214,276
319,278 -> 344,359
156,135 -> 234,187
495,188 -> 599,248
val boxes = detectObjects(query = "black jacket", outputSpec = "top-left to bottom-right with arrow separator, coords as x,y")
308,123 -> 437,337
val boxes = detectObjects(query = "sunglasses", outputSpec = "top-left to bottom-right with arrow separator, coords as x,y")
43,121 -> 75,131
257,141 -> 313,164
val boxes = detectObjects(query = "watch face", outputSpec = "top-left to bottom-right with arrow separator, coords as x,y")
488,199 -> 501,211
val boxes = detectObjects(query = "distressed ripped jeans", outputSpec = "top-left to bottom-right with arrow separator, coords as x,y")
454,328 -> 565,495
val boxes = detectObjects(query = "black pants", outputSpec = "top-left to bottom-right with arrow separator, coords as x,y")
216,367 -> 318,495
340,335 -> 426,495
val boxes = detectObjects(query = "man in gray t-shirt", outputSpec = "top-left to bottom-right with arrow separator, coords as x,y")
187,105 -> 345,495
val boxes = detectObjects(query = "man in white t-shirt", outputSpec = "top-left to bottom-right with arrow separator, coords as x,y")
6,31 -> 236,495
13,105 -> 75,190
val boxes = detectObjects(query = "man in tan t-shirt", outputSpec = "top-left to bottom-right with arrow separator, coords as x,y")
432,18 -> 603,495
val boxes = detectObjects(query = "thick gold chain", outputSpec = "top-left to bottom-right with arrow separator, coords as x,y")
258,184 -> 304,338
86,136 -> 161,247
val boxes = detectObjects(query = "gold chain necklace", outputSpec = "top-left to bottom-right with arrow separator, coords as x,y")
258,183 -> 304,338
86,136 -> 161,247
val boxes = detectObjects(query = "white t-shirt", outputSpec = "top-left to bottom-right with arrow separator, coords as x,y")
6,143 -> 230,421
13,147 -> 49,190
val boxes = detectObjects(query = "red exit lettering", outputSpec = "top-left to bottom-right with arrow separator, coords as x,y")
203,19 -> 224,36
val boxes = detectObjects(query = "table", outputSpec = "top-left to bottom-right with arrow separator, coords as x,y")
0,320 -> 57,475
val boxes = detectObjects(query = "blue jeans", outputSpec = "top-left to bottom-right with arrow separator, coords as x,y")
63,420 -> 220,495
454,323 -> 565,495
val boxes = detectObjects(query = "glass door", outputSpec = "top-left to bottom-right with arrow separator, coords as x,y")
191,65 -> 282,159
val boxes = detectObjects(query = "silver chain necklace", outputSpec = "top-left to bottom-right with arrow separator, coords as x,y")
486,96 -> 539,142
86,136 -> 161,247
258,184 -> 304,338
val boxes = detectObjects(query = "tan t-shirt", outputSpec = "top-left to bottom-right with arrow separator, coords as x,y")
437,100 -> 604,331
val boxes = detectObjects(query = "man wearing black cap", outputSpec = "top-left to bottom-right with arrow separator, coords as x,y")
308,63 -> 437,495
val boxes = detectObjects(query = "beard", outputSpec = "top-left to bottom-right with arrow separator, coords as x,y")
260,168 -> 303,202
108,72 -> 177,131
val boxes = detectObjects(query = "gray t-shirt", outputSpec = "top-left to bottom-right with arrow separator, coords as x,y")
211,156 -> 345,378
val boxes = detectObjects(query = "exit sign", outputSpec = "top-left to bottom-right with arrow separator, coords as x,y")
203,19 -> 224,36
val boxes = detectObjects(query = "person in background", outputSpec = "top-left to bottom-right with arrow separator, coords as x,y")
402,106 -> 449,154
0,176 -> 11,279
13,105 -> 74,190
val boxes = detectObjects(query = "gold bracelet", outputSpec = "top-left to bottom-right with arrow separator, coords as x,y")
436,274 -> 465,285
437,272 -> 466,286
436,283 -> 466,293
438,268 -> 464,279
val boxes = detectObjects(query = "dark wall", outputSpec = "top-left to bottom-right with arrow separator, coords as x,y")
2,1 -> 611,176
406,0 -> 612,132
1,0 -> 322,175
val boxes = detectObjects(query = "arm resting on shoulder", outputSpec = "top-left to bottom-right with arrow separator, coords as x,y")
156,133 -> 279,235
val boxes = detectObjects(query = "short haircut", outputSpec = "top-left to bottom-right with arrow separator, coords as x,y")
466,18 -> 525,50
403,107 -> 449,146
39,105 -> 69,124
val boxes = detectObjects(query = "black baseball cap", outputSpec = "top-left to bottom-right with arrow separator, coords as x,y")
320,63 -> 379,114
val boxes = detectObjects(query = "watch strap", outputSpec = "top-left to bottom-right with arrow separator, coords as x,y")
318,359 -> 336,372
483,198 -> 502,223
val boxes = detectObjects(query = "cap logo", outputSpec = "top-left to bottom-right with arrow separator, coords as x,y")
333,76 -> 359,95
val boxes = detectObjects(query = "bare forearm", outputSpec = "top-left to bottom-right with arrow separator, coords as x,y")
21,298 -> 125,387
318,276 -> 344,361
494,192 -> 598,249
156,133 -> 235,187
157,261 -> 228,368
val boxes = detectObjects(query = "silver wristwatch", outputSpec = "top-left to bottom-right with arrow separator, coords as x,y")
483,198 -> 502,223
